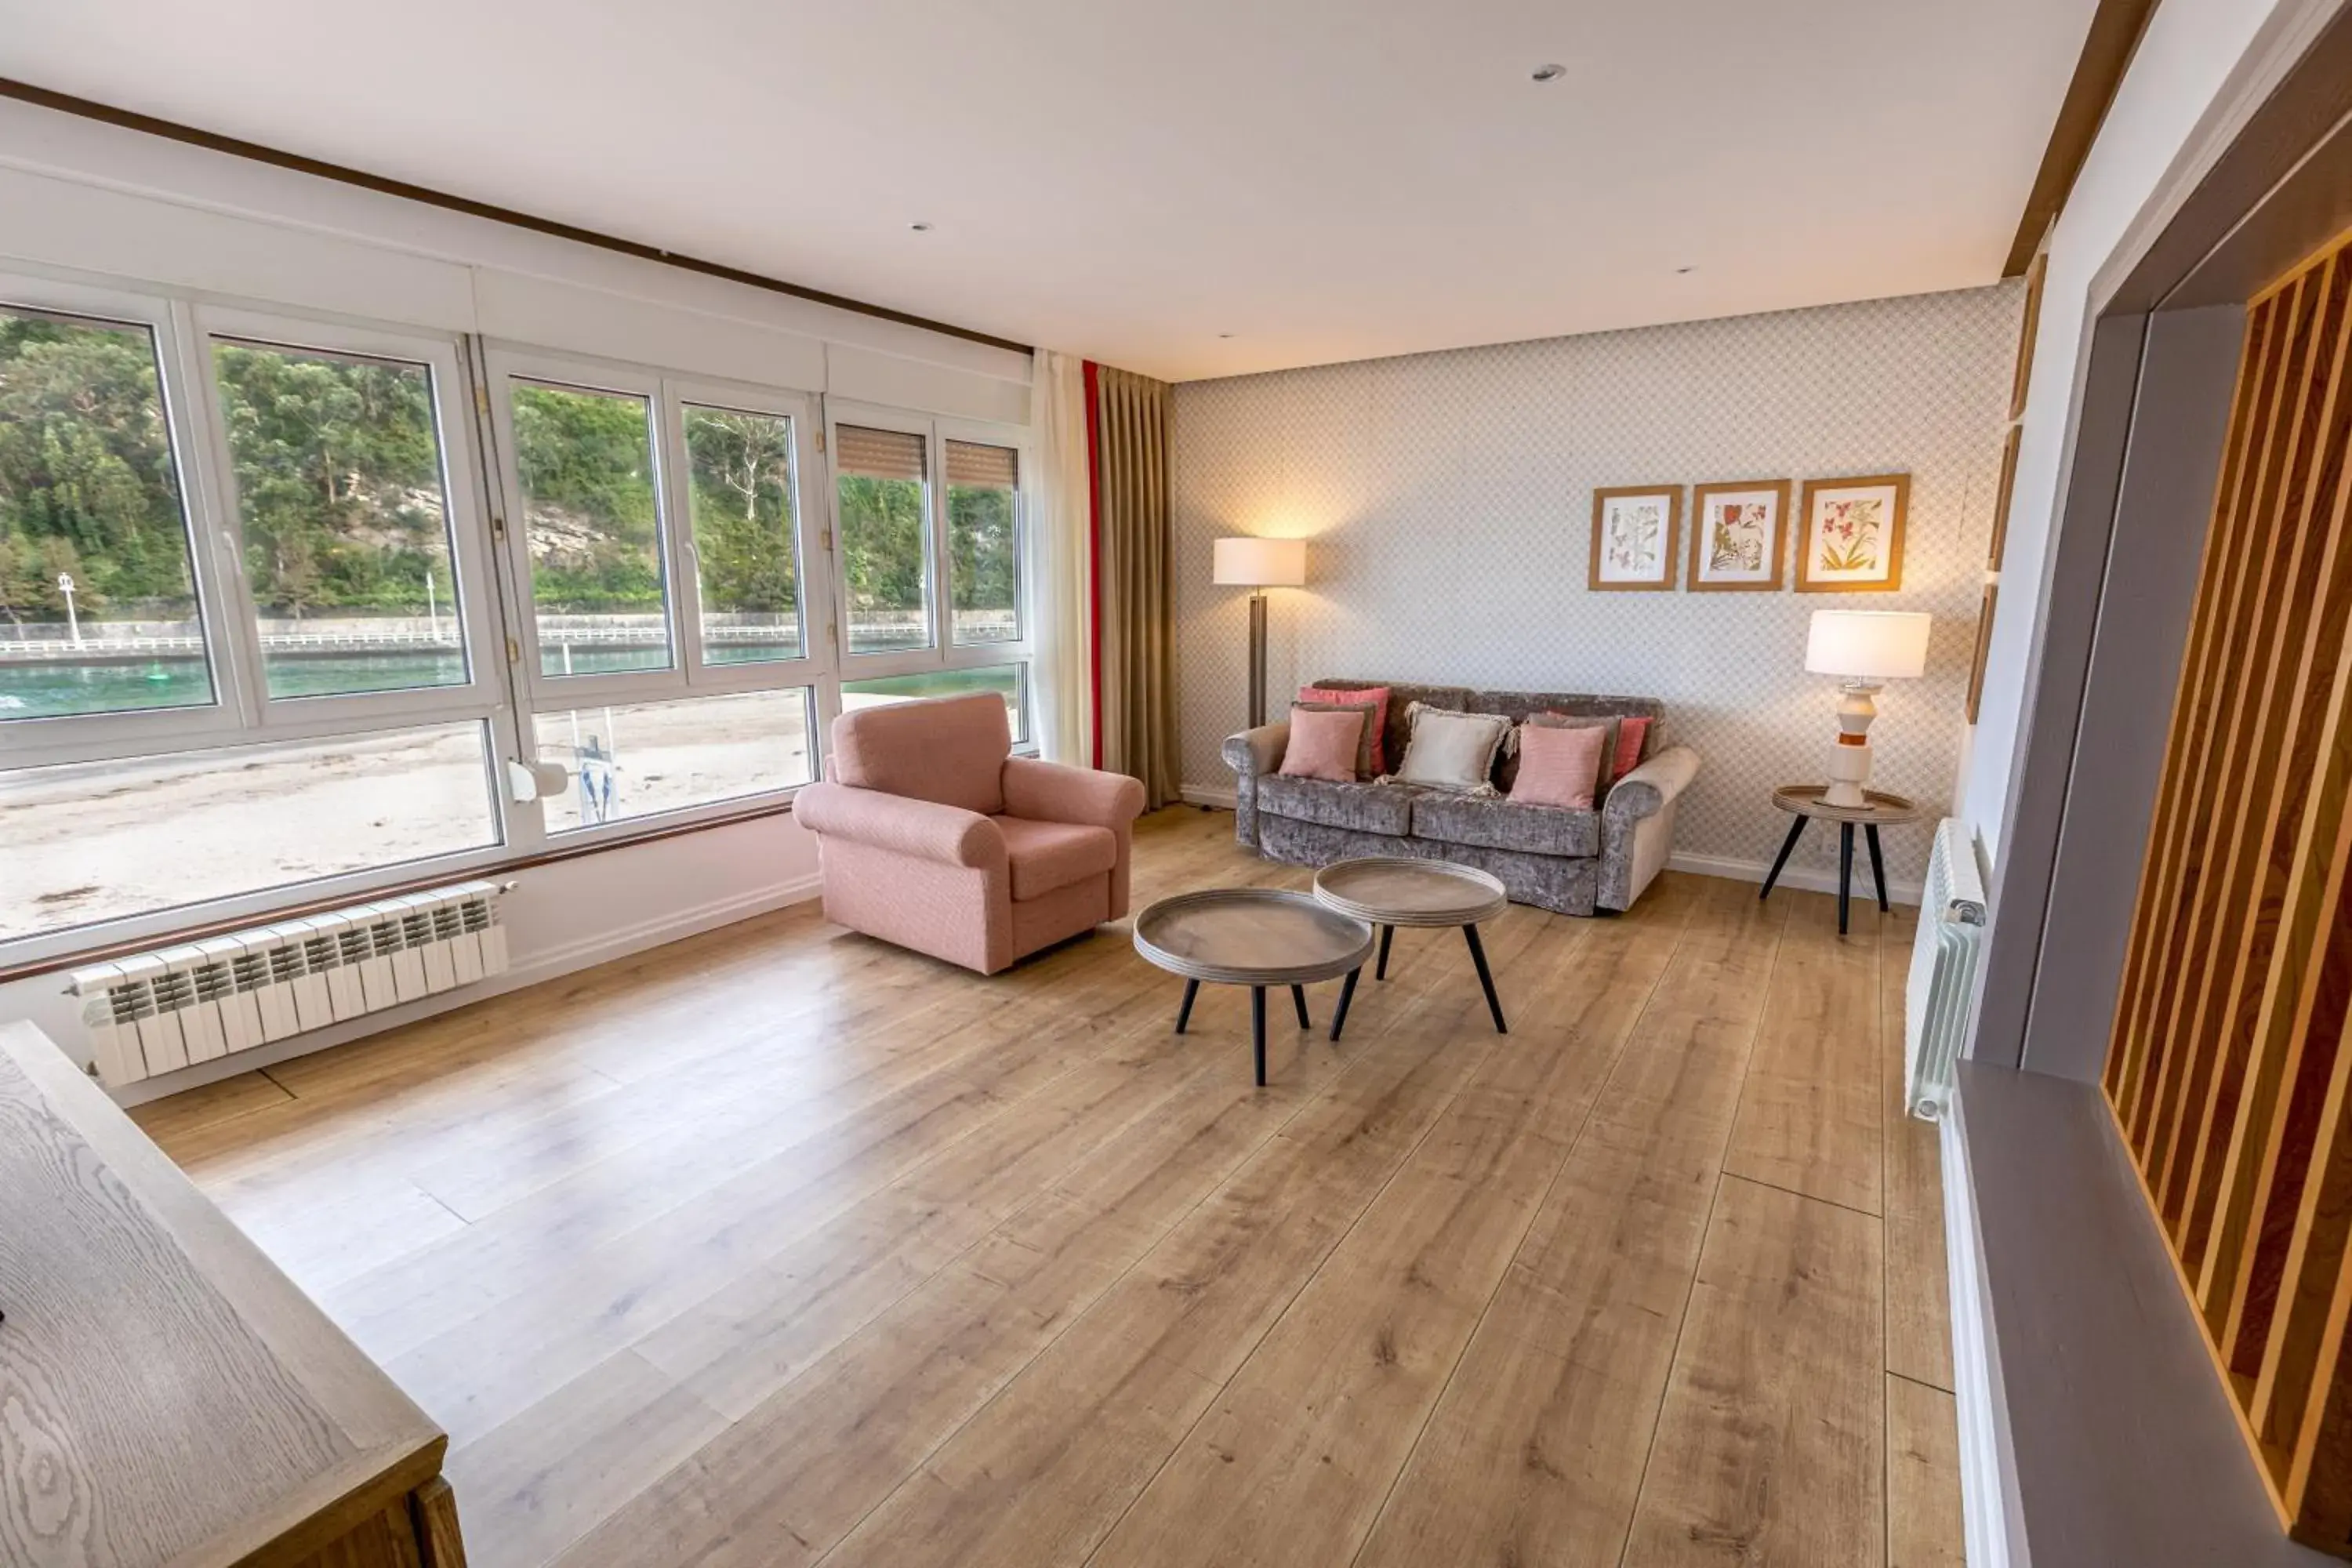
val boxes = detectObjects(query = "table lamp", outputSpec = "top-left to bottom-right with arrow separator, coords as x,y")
1805,610 -> 1931,808
1214,536 -> 1308,728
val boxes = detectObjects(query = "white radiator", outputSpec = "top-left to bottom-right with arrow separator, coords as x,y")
70,880 -> 509,1089
1904,818 -> 1987,1121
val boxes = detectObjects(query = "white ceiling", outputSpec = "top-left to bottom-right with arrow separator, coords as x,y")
0,0 -> 2096,382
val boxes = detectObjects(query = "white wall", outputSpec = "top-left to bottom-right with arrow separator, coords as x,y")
0,98 -> 1028,1094
1171,285 -> 2020,894
1959,0 -> 2334,860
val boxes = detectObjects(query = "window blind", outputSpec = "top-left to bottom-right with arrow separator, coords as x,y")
946,439 -> 1018,490
835,424 -> 926,481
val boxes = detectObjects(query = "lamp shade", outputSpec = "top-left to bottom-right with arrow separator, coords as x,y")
1213,535 -> 1307,587
1805,610 -> 1931,680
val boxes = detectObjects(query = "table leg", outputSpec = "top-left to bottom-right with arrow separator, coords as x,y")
1174,978 -> 1199,1036
1838,822 -> 1854,936
1760,814 -> 1807,901
1330,966 -> 1360,1042
1290,984 -> 1311,1029
1376,923 -> 1395,981
1866,823 -> 1890,913
1463,924 -> 1508,1034
1250,985 -> 1268,1087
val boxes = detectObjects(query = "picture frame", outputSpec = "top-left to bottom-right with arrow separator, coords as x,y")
2009,252 -> 2048,419
1967,580 -> 1999,724
1987,423 -> 2021,572
1796,473 -> 1909,593
1687,479 -> 1790,591
1588,485 -> 1681,591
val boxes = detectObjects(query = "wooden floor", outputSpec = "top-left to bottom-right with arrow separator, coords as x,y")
134,808 -> 1964,1568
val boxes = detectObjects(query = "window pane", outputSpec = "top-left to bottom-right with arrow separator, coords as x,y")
510,380 -> 670,676
0,720 -> 498,939
842,662 -> 1025,744
213,339 -> 467,699
684,405 -> 800,664
836,424 -> 931,655
534,687 -> 812,833
946,441 -> 1019,645
0,303 -> 211,720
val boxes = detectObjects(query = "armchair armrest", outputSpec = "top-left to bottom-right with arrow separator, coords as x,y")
792,782 -> 1005,869
1602,744 -> 1700,827
1001,756 -> 1146,829
1222,722 -> 1290,779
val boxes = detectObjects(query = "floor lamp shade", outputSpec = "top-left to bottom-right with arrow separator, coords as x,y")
1804,610 -> 1930,807
1215,537 -> 1308,729
1214,536 -> 1308,587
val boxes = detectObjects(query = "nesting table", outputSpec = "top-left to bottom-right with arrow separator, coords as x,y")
1132,857 -> 1513,1087
1132,888 -> 1375,1085
1313,857 -> 1512,1039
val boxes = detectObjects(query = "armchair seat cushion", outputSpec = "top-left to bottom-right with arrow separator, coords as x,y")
993,815 -> 1118,901
1413,792 -> 1599,858
1257,774 -> 1414,837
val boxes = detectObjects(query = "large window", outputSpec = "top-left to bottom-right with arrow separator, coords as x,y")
2,267 -> 1038,963
826,405 -> 1034,742
212,339 -> 469,699
0,303 -> 212,720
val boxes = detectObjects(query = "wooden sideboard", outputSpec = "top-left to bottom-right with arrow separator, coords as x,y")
0,1022 -> 467,1568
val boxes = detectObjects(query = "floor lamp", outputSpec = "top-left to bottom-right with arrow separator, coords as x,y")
1213,536 -> 1308,728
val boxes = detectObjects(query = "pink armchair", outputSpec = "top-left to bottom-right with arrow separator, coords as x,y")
791,693 -> 1148,974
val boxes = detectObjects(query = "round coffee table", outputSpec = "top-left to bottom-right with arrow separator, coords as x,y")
1132,889 -> 1375,1086
1312,857 -> 1512,1040
1761,785 -> 1922,935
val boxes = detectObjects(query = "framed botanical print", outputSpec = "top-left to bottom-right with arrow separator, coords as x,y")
1588,485 -> 1681,591
1966,580 -> 1999,724
1796,473 -> 1910,592
1687,479 -> 1789,591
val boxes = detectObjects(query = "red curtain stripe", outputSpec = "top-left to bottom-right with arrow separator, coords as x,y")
1083,358 -> 1105,770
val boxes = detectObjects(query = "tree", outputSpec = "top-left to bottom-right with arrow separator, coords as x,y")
683,407 -> 797,617
511,383 -> 664,612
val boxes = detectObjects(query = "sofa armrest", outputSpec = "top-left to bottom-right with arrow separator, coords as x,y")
1603,744 -> 1700,827
1222,722 -> 1290,779
1001,756 -> 1146,829
792,782 -> 1005,869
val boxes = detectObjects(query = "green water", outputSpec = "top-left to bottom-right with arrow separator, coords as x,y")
0,642 -> 806,720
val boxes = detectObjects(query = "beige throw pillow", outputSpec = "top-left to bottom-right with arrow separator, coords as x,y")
1392,702 -> 1515,792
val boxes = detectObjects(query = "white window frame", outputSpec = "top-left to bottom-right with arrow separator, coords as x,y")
483,344 -> 837,849
825,398 -> 1039,748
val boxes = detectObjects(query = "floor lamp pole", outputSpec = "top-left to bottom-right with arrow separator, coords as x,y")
1248,590 -> 1269,730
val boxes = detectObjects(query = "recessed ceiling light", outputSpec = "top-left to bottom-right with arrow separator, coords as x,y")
909,221 -> 932,233
1531,63 -> 1566,82
1218,332 -> 1236,339
1675,265 -> 1696,274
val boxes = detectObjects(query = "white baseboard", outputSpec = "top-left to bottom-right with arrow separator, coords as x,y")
1944,1098 -> 2027,1568
1669,850 -> 1923,907
111,873 -> 825,1108
1180,783 -> 1239,810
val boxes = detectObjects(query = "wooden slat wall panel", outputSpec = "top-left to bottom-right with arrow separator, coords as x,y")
2114,285 -> 2293,1139
2104,227 -> 2352,1559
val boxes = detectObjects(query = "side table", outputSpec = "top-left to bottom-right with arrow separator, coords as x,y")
1760,785 -> 1922,935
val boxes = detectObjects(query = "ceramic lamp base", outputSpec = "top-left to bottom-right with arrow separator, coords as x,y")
1824,681 -> 1882,808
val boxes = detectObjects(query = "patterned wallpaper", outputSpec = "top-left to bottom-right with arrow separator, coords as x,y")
1169,283 -> 2021,887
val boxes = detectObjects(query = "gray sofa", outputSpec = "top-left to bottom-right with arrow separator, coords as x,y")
1222,680 -> 1700,916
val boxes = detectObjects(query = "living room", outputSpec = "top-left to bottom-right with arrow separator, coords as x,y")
6,2 -> 2352,1566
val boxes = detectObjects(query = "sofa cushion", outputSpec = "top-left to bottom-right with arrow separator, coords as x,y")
1279,705 -> 1369,782
1305,681 -> 1469,786
1257,773 -> 1414,837
993,815 -> 1116,900
1412,792 -> 1599,858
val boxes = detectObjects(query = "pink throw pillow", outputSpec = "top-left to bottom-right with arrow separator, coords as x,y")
1300,684 -> 1392,773
1280,706 -> 1368,783
1510,722 -> 1606,809
1613,717 -> 1652,779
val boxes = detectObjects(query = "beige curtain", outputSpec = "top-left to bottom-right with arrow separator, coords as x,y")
1030,350 -> 1095,766
1094,365 -> 1179,808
